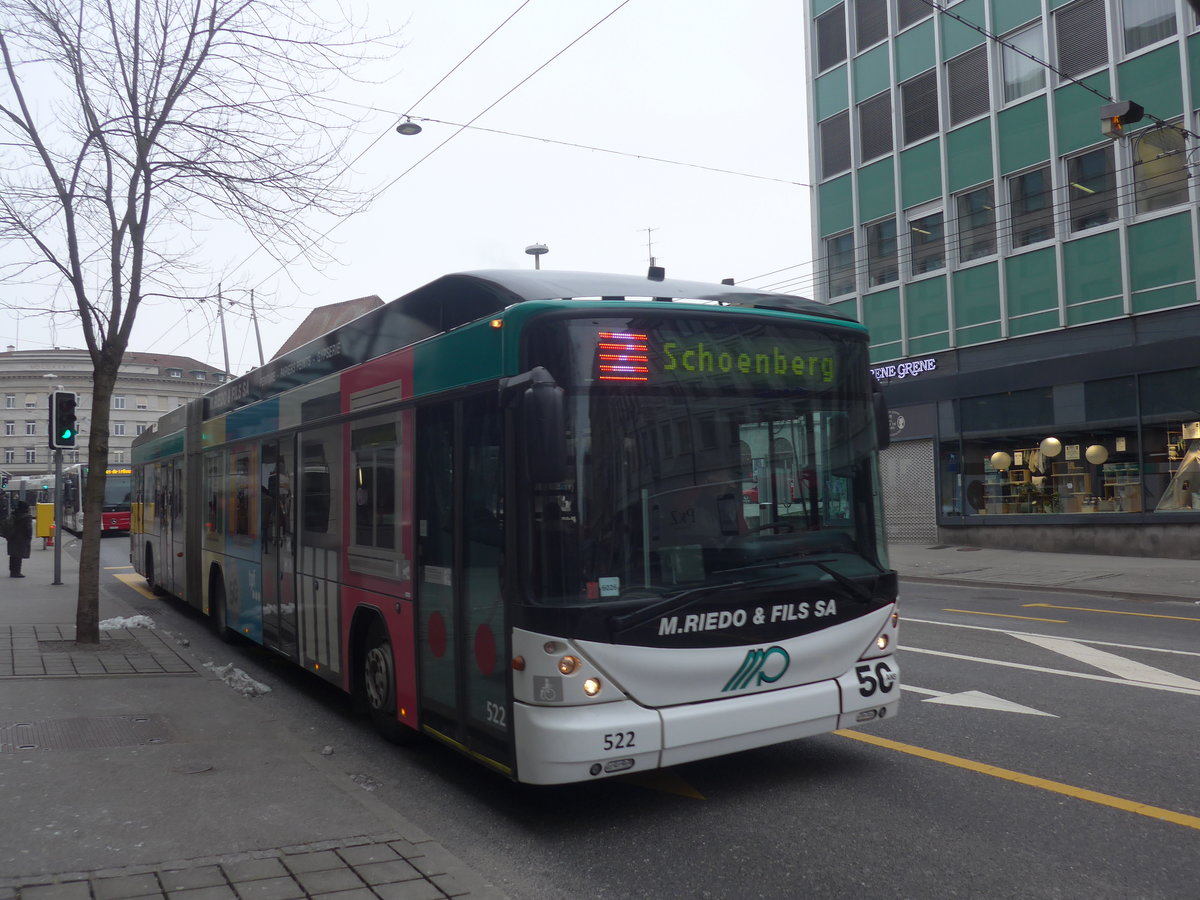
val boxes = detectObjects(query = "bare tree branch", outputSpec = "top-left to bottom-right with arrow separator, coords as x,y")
0,0 -> 397,641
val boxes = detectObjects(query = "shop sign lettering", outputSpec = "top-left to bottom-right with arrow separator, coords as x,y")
871,357 -> 937,382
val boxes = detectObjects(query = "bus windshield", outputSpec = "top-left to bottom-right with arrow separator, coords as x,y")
524,314 -> 888,608
102,473 -> 133,510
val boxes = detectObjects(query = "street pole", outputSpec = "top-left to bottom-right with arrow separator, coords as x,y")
53,447 -> 63,585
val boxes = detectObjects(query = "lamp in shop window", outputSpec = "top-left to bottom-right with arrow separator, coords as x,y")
1085,444 -> 1109,465
989,451 -> 1012,472
1039,437 -> 1063,459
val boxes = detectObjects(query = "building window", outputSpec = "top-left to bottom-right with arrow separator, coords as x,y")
24,420 -> 36,436
24,394 -> 36,408
212,373 -> 226,383
112,450 -> 124,463
1055,0 -> 1108,80
858,91 -> 893,162
113,422 -> 126,436
816,3 -> 848,72
1003,24 -> 1045,102
909,210 -> 945,275
896,0 -> 931,30
114,395 -> 126,409
3,421 -> 13,436
955,185 -> 997,262
854,0 -> 888,52
820,111 -> 852,179
25,448 -> 37,464
825,232 -> 857,298
136,424 -> 148,435
866,218 -> 899,286
1133,123 -> 1190,213
1067,145 -> 1117,232
136,397 -> 148,409
947,45 -> 989,126
166,368 -> 182,377
3,449 -> 13,464
191,370 -> 207,381
1009,166 -> 1055,247
1122,0 -> 1175,54
4,395 -> 14,408
900,70 -> 938,145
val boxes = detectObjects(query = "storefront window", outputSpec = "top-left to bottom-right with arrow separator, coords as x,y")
957,430 -> 1142,515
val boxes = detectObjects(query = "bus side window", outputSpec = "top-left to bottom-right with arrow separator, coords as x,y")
351,422 -> 397,551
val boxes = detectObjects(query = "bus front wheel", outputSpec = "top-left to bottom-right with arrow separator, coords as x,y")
362,619 -> 410,743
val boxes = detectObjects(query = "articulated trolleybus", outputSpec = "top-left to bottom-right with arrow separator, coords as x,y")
131,269 -> 898,784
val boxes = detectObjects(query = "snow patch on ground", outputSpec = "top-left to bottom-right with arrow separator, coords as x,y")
204,662 -> 272,697
100,615 -> 156,630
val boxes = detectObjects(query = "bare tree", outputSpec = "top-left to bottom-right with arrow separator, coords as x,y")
0,0 -> 394,642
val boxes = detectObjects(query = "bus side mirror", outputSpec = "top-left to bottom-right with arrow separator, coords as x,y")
873,387 -> 891,451
500,367 -> 567,483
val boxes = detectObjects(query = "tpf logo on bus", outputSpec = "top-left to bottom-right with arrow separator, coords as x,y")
722,646 -> 790,692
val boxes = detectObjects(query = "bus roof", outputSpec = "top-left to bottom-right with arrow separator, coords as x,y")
204,269 -> 855,418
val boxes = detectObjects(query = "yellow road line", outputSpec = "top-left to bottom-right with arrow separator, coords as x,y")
943,609 -> 1067,623
113,572 -> 157,600
836,730 -> 1200,832
1024,603 -> 1200,622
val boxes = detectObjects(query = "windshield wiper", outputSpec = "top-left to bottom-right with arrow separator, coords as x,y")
714,556 -> 877,605
609,581 -> 747,634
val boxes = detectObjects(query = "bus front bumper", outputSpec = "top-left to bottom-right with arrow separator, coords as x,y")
512,672 -> 899,785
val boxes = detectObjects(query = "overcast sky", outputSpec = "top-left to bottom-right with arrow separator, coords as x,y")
1,0 -> 813,375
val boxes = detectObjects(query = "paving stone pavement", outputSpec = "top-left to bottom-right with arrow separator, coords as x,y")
0,833 -> 498,900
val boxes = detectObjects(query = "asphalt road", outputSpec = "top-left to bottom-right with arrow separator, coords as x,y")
102,539 -> 1200,899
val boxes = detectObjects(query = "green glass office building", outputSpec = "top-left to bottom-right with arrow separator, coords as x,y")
807,0 -> 1200,556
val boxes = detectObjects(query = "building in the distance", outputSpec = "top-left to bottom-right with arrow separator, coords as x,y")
1,348 -> 227,481
804,0 -> 1200,557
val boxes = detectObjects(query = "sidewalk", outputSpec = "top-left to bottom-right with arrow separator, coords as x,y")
889,541 -> 1200,603
0,542 -> 507,900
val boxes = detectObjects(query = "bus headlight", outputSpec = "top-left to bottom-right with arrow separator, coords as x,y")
558,655 -> 581,675
583,677 -> 602,697
876,634 -> 889,651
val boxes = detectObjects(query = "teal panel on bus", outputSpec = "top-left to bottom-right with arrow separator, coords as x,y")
132,430 -> 184,464
411,319 -> 506,396
226,397 -> 280,442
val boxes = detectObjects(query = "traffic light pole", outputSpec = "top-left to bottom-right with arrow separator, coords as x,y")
53,448 -> 63,585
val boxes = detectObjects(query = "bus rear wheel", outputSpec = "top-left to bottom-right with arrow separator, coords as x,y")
210,577 -> 234,644
362,619 -> 410,743
144,546 -> 166,596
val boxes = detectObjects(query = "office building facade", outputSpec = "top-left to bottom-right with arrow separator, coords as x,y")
805,0 -> 1200,556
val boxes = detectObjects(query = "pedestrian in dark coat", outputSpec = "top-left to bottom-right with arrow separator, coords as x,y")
6,500 -> 33,577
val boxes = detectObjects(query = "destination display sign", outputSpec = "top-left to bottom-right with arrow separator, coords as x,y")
589,322 -> 843,391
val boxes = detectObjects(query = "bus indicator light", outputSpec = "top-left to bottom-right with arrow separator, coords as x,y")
596,331 -> 649,382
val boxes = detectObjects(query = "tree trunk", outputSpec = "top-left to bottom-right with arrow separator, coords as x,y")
75,366 -> 116,645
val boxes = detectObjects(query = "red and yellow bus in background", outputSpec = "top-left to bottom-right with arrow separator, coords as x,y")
62,464 -> 133,534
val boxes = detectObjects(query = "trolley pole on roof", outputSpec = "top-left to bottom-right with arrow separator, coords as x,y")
250,288 -> 265,368
218,284 -> 231,376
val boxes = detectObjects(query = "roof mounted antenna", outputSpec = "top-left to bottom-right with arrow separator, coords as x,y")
647,265 -> 665,282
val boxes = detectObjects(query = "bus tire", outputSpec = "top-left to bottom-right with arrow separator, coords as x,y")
362,618 -> 410,744
144,545 -> 166,596
210,575 -> 235,644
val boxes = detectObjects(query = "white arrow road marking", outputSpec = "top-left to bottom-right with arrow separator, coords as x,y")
1012,634 -> 1200,690
903,684 -> 1057,716
901,646 -> 1200,697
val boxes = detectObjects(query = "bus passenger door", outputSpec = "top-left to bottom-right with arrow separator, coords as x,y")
416,397 -> 510,771
261,440 -> 299,659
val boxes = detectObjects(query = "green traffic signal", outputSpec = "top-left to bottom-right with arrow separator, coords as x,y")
50,391 -> 78,449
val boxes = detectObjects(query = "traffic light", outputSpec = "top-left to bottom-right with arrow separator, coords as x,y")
49,391 -> 78,449
1100,100 -> 1145,139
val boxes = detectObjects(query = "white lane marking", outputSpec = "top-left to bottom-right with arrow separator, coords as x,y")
903,684 -> 1056,717
900,646 -> 1200,697
1011,634 -> 1200,690
903,616 -> 1200,659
